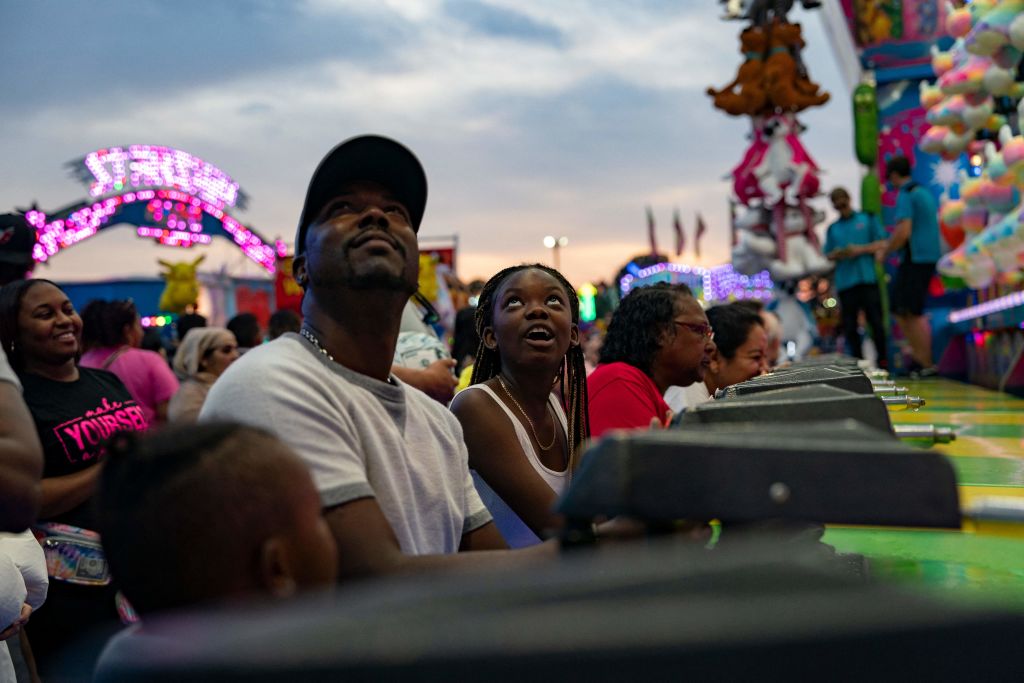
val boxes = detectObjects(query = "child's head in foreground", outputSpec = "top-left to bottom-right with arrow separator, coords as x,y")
96,421 -> 338,616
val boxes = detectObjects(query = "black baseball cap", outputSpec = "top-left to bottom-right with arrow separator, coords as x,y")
0,213 -> 37,265
294,135 -> 428,257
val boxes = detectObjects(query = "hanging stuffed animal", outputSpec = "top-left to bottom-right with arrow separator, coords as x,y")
731,206 -> 777,275
766,204 -> 832,282
732,113 -> 821,206
707,26 -> 769,117
762,21 -> 830,111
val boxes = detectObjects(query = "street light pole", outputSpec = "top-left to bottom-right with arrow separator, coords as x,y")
543,235 -> 569,271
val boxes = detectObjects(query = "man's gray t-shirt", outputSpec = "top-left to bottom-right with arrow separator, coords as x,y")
199,333 -> 491,555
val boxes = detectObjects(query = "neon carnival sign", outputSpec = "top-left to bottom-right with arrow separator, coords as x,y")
27,147 -> 276,272
76,145 -> 243,210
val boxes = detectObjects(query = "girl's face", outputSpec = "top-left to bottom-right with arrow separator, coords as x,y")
17,282 -> 82,368
484,268 -> 579,370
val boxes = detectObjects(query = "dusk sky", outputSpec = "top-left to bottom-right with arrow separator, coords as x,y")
0,0 -> 861,287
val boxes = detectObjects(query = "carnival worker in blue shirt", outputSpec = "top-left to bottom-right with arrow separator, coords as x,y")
824,186 -> 889,367
877,156 -> 942,376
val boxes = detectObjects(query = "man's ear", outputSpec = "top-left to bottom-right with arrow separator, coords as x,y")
259,536 -> 297,599
293,255 -> 309,288
569,323 -> 580,348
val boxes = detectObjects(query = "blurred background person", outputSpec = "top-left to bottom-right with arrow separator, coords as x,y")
451,278 -> 485,374
824,186 -> 888,368
268,309 -> 302,341
168,327 -> 239,423
226,313 -> 263,355
80,299 -> 179,426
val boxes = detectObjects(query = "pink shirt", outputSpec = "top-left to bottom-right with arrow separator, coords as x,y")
80,347 -> 179,425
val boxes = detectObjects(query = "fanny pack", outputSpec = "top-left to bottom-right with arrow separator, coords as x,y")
32,522 -> 111,586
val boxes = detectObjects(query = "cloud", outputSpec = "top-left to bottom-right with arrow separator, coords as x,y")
444,0 -> 565,47
0,2 -> 859,290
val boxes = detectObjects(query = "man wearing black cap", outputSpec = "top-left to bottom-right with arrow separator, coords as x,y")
201,136 -> 523,579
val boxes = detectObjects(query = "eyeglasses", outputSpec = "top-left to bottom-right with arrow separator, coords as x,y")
674,321 -> 715,341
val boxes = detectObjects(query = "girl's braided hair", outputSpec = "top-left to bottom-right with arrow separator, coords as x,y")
469,264 -> 590,471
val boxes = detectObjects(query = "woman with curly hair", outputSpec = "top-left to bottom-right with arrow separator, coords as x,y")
588,283 -> 715,438
450,264 -> 589,547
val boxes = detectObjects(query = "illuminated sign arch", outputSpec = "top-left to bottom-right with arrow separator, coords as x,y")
26,145 -> 277,272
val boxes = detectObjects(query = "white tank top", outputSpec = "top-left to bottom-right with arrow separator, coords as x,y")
463,384 -> 569,548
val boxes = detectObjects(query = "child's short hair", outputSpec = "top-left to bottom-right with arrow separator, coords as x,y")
96,422 -> 325,615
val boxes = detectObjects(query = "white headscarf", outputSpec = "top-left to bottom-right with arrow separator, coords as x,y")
173,327 -> 235,378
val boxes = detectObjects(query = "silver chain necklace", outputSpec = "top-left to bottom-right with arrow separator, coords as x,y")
300,325 -> 396,385
300,326 -> 337,363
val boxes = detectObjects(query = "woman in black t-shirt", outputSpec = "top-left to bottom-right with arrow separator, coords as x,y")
0,279 -> 149,676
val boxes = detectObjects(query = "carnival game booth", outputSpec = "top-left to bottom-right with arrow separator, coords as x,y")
821,1 -> 1023,383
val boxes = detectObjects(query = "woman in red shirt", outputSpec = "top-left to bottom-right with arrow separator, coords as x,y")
588,283 -> 715,438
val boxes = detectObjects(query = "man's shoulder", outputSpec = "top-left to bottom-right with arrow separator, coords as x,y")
218,335 -> 314,380
402,379 -> 459,423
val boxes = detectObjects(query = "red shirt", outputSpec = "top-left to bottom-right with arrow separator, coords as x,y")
587,362 -> 670,439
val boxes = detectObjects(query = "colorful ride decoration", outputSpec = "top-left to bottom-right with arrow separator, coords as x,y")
619,261 -> 774,303
710,3 -> 832,283
920,2 -> 1024,290
157,256 -> 205,314
24,145 -> 277,272
842,0 -> 953,69
853,81 -> 884,215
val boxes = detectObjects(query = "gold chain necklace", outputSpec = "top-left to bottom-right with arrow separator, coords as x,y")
497,375 -> 557,451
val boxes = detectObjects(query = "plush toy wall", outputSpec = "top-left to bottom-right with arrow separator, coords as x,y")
921,1 -> 1024,290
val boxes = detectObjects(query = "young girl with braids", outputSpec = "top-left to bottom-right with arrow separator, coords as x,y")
450,264 -> 589,547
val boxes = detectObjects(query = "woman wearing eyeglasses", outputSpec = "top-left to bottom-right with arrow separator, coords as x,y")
665,302 -> 768,413
168,327 -> 239,423
587,283 -> 715,438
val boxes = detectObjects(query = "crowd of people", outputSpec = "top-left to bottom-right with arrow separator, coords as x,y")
0,135 -> 935,681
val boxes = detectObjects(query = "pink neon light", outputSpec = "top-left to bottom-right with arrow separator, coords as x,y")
949,291 -> 1024,323
28,189 -> 275,272
136,227 -> 212,247
82,146 -> 240,209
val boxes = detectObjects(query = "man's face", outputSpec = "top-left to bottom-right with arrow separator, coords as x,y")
830,192 -> 850,214
297,180 -> 418,296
